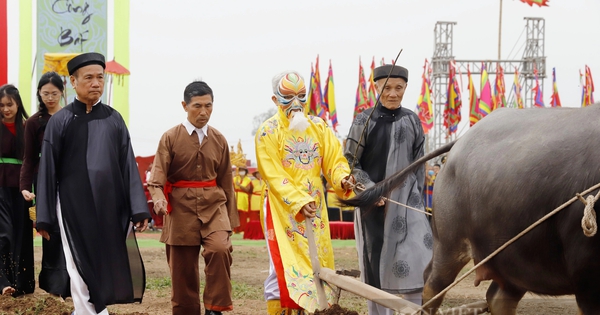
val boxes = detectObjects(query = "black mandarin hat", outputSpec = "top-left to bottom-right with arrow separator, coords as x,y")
373,64 -> 409,83
67,52 -> 106,75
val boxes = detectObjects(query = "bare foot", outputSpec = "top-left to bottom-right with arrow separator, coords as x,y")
2,286 -> 15,296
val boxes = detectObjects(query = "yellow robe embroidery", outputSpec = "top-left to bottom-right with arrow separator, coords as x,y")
256,110 -> 351,312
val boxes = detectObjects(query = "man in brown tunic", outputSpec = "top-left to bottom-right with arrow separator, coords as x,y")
148,81 -> 239,315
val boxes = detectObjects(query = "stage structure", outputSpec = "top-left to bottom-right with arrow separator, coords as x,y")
429,17 -> 546,153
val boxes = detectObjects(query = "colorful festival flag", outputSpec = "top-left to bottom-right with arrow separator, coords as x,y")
479,63 -> 493,118
580,69 -> 585,107
306,64 -> 317,116
367,57 -> 377,108
323,60 -> 338,131
520,0 -> 549,7
493,65 -> 506,110
533,68 -> 544,107
314,56 -> 327,119
513,67 -> 524,109
353,59 -> 370,118
467,66 -> 481,126
306,56 -> 326,119
587,66 -> 595,104
550,67 -> 561,107
417,59 -> 434,134
360,58 -> 368,95
582,65 -> 595,107
443,61 -> 462,134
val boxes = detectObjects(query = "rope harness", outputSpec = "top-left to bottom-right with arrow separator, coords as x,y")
351,183 -> 432,216
577,190 -> 599,237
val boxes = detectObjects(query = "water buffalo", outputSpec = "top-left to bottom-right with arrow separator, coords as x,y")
343,104 -> 600,314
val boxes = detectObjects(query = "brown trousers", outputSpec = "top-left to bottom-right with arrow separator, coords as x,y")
166,230 -> 233,314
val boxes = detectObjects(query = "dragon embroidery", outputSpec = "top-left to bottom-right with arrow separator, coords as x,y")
282,136 -> 320,170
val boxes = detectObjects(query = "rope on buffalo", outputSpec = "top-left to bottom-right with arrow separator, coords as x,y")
351,183 -> 432,216
576,190 -> 599,237
414,182 -> 600,315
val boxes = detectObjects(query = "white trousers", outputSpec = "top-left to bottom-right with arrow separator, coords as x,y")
262,198 -> 280,301
57,197 -> 109,315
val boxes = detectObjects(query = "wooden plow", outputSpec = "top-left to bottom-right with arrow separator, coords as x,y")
306,218 -> 488,314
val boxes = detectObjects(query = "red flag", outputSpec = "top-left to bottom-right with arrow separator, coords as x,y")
0,0 -> 7,85
550,67 -> 561,107
520,0 -> 549,7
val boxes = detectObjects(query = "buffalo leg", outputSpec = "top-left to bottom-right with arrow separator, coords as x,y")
422,244 -> 470,315
575,292 -> 600,315
486,281 -> 525,315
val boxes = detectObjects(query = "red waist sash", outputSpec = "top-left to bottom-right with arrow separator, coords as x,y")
164,179 -> 217,214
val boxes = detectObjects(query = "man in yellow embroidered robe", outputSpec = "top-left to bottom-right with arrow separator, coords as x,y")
255,71 -> 354,314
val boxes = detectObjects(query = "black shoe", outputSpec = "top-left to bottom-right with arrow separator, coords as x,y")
205,311 -> 222,315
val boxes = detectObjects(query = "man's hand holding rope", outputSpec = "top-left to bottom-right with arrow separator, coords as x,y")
341,174 -> 356,191
349,182 -> 431,216
301,174 -> 356,219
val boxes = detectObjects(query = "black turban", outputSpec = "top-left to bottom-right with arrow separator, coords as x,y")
67,52 -> 106,75
373,64 -> 409,83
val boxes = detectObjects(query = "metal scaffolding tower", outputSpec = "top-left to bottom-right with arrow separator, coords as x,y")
428,17 -> 546,153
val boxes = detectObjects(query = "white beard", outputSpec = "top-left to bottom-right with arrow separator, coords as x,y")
288,111 -> 310,132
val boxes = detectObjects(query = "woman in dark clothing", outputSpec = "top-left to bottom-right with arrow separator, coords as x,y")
20,72 -> 70,297
0,84 -> 34,296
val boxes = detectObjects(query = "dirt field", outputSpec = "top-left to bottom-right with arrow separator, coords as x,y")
0,231 -> 579,315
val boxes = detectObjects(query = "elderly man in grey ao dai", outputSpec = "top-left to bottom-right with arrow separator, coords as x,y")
344,64 -> 433,315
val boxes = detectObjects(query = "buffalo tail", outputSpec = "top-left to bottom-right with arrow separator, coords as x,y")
339,140 -> 457,211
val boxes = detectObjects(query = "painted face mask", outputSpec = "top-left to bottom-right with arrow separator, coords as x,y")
275,73 -> 307,118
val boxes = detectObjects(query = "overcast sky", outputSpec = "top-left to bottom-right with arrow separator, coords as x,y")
7,0 -> 600,164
